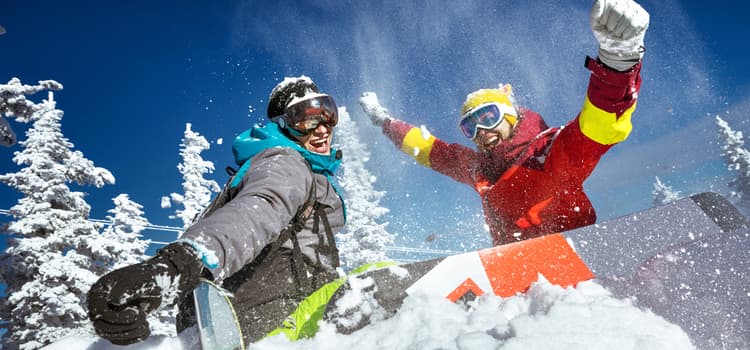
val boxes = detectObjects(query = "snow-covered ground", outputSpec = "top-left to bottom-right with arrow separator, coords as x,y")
43,277 -> 694,350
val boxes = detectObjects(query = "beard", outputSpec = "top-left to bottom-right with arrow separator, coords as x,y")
475,108 -> 550,183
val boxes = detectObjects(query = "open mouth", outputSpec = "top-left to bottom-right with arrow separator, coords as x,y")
310,138 -> 328,149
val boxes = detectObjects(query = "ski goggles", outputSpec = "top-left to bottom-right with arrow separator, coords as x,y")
277,94 -> 338,134
458,102 -> 518,139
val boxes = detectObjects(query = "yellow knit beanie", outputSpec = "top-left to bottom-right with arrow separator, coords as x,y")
461,84 -> 517,126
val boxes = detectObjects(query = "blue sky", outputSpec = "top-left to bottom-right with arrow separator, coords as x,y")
1,0 -> 749,255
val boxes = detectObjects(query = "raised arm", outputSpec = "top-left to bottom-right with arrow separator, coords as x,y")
359,92 -> 479,186
545,0 -> 649,179
579,0 -> 649,146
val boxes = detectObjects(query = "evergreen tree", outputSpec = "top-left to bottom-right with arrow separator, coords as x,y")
716,116 -> 750,214
0,78 -> 62,146
334,107 -> 394,269
97,194 -> 150,269
652,176 -> 682,207
166,123 -> 220,229
0,89 -> 114,349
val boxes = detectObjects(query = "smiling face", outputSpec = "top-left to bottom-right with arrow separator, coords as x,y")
292,122 -> 334,155
472,118 -> 514,152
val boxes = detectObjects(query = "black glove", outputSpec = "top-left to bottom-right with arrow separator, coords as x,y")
87,243 -> 204,345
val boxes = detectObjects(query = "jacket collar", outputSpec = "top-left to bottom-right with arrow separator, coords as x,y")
232,123 -> 342,176
477,108 -> 550,182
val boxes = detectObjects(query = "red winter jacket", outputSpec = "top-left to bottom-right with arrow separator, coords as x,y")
381,58 -> 642,246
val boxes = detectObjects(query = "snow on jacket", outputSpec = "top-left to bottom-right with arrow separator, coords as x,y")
181,123 -> 345,280
381,58 -> 642,245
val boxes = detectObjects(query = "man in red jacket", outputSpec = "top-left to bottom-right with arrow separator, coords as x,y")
359,0 -> 649,246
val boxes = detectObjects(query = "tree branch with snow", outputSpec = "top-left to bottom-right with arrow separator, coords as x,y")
716,116 -> 750,215
166,123 -> 220,229
0,78 -> 63,146
652,176 -> 682,207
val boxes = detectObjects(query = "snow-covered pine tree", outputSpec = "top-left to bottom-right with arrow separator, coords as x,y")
334,107 -> 394,269
166,123 -> 220,229
652,176 -> 682,207
0,89 -> 114,350
97,194 -> 150,269
716,116 -> 750,214
0,78 -> 63,146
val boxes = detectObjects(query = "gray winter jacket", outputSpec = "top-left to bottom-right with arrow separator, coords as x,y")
180,146 -> 345,282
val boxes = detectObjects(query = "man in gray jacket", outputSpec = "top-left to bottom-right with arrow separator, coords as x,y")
87,76 -> 346,345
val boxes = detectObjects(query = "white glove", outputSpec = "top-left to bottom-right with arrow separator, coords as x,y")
590,0 -> 650,71
358,92 -> 393,127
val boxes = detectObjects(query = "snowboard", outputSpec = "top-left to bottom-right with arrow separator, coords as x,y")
193,279 -> 245,350
323,232 -> 595,333
323,192 -> 750,348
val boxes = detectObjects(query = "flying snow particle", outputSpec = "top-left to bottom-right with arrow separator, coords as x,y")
419,125 -> 432,140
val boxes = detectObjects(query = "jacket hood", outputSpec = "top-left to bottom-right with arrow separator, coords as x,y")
233,123 -> 342,177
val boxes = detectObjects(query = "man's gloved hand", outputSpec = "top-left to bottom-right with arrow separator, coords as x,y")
590,0 -> 650,71
87,243 -> 204,345
359,92 -> 393,127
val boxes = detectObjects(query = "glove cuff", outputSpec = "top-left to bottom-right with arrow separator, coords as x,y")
598,46 -> 644,72
382,117 -> 394,129
374,116 -> 393,127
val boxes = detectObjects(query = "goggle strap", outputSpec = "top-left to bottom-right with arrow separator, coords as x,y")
271,116 -> 287,129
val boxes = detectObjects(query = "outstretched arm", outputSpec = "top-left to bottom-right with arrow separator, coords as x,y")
579,0 -> 649,146
359,92 -> 478,186
545,0 -> 648,179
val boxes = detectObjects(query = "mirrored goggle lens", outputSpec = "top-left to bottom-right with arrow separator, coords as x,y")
459,104 -> 503,139
291,115 -> 336,133
284,95 -> 339,131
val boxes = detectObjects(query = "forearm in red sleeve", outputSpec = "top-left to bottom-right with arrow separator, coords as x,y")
382,118 -> 477,186
578,56 -> 642,145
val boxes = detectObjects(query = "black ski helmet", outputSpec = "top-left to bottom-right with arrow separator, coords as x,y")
267,76 -> 320,120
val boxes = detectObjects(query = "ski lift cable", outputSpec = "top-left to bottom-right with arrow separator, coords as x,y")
88,218 -> 184,233
0,209 -> 184,233
0,208 -> 461,256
